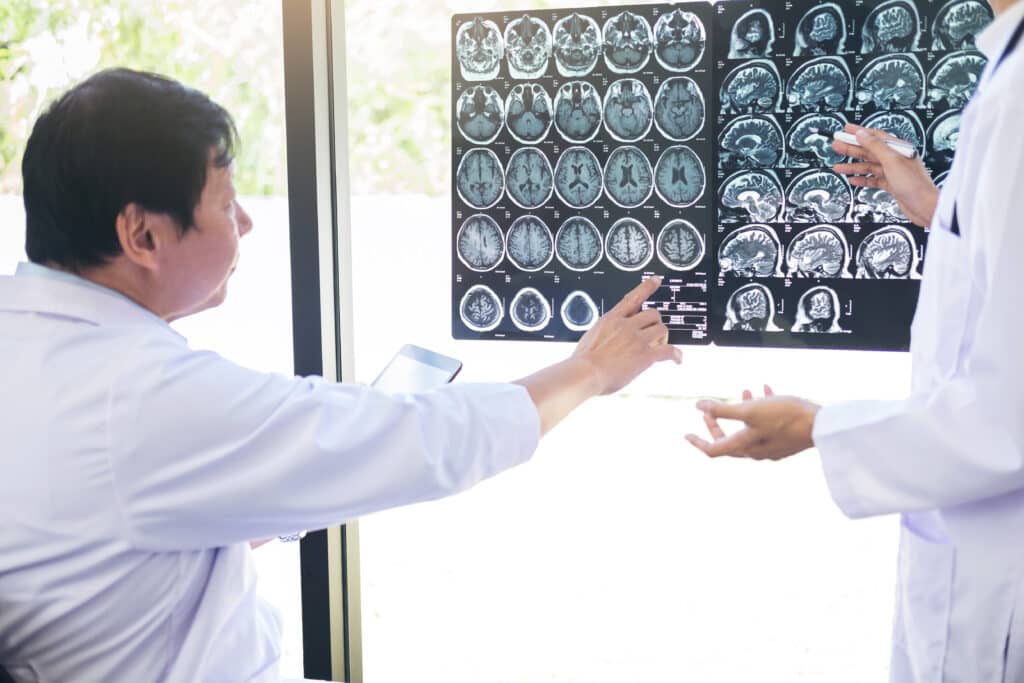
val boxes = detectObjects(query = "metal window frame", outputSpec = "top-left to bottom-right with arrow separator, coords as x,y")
283,1 -> 361,681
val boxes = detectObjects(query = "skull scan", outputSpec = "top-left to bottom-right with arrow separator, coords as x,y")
718,224 -> 783,278
505,147 -> 553,210
929,111 -> 962,166
654,145 -> 705,208
553,13 -> 601,78
786,225 -> 851,278
855,55 -> 925,110
456,18 -> 504,81
718,116 -> 785,170
456,214 -> 505,272
505,84 -> 553,144
856,226 -> 918,279
561,290 -> 600,332
724,284 -> 780,332
603,78 -> 654,142
460,284 -> 504,332
853,187 -> 908,223
506,215 -> 554,272
862,111 -> 925,154
657,219 -> 705,271
720,61 -> 783,115
787,113 -> 847,167
792,286 -> 845,333
729,9 -> 775,59
555,216 -> 603,271
510,287 -> 552,332
456,148 -> 504,209
787,170 -> 853,223
504,15 -> 552,80
606,218 -> 654,271
456,85 -> 504,144
861,0 -> 921,54
654,9 -> 707,72
719,171 -> 784,223
786,58 -> 852,112
603,11 -> 654,74
554,146 -> 603,209
554,81 -> 602,143
928,51 -> 986,108
604,146 -> 653,208
932,0 -> 994,50
654,77 -> 706,141
795,4 -> 847,56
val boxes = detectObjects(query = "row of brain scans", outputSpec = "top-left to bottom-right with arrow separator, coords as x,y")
723,284 -> 849,334
459,285 -> 602,334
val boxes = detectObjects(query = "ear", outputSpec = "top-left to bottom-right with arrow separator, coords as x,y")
115,203 -> 178,272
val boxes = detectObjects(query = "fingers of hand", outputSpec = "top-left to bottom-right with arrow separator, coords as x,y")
833,162 -> 883,178
632,308 -> 664,329
641,320 -> 669,346
855,130 -> 901,161
703,411 -> 726,440
831,140 -> 877,164
848,175 -> 883,189
741,389 -> 753,401
610,276 -> 663,318
685,428 -> 758,458
763,384 -> 775,397
650,342 -> 682,364
695,398 -> 750,422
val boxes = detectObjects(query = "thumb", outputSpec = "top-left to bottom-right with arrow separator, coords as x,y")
695,399 -> 750,421
856,129 -> 901,163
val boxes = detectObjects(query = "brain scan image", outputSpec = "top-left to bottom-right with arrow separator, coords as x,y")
729,9 -> 775,59
932,0 -> 994,50
554,146 -> 603,208
506,215 -> 554,272
786,170 -> 852,223
853,187 -> 909,223
504,15 -> 552,80
718,224 -> 783,278
554,81 -> 602,143
786,225 -> 851,278
787,113 -> 847,167
724,284 -> 780,332
505,84 -> 553,144
654,9 -> 706,72
856,226 -> 918,279
862,111 -> 925,154
654,77 -> 705,141
510,287 -> 552,332
657,219 -> 705,271
786,58 -> 852,112
459,284 -> 504,332
603,11 -> 654,73
604,146 -> 654,208
455,18 -> 503,82
456,86 -> 504,144
795,4 -> 848,56
553,13 -> 601,78
855,55 -> 925,110
719,171 -> 784,223
929,111 -> 962,166
456,148 -> 504,209
561,290 -> 600,332
718,116 -> 785,170
456,214 -> 504,272
792,286 -> 845,333
556,216 -> 603,271
505,147 -> 553,209
655,145 -> 705,208
606,218 -> 654,271
720,61 -> 783,115
928,51 -> 986,108
862,1 -> 921,54
603,78 -> 654,142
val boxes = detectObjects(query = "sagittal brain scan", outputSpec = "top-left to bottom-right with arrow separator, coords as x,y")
719,171 -> 784,223
554,81 -> 603,143
720,61 -> 782,114
604,146 -> 653,208
510,287 -> 552,332
786,58 -> 852,112
505,84 -> 553,143
862,1 -> 921,54
786,225 -> 851,278
787,113 -> 847,167
456,86 -> 504,144
928,51 -> 986,108
506,215 -> 554,272
457,214 -> 505,272
856,226 -> 918,279
929,111 -> 962,165
655,9 -> 707,71
460,284 -> 504,332
603,78 -> 654,141
504,15 -> 552,80
505,147 -> 553,209
855,55 -> 925,110
456,148 -> 504,209
932,0 -> 993,50
603,11 -> 654,73
606,218 -> 654,271
655,145 -> 705,207
724,284 -> 780,331
792,286 -> 845,333
787,169 -> 852,223
862,110 -> 925,153
555,216 -> 603,271
719,116 -> 784,170
658,220 -> 705,271
561,290 -> 600,331
854,187 -> 909,223
795,4 -> 847,56
554,146 -> 603,208
456,18 -> 503,81
729,9 -> 775,59
654,77 -> 706,141
553,13 -> 601,77
718,224 -> 782,278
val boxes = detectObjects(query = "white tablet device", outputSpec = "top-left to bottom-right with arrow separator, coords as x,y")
371,344 -> 463,393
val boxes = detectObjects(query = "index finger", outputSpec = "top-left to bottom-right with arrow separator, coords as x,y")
685,428 -> 759,458
608,276 -> 663,318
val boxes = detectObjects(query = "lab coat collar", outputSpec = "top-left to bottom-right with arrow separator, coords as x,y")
977,1 -> 1024,59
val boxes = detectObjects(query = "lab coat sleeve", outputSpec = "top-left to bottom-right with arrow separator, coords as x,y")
813,102 -> 1024,520
108,343 -> 541,550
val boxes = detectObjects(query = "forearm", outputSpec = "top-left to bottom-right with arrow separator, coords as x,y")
513,358 -> 601,436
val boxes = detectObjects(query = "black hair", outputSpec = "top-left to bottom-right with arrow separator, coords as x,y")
21,68 -> 238,271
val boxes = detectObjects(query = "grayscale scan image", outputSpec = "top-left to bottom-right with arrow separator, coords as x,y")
553,13 -> 601,77
457,214 -> 505,272
862,110 -> 925,154
456,18 -> 503,81
654,9 -> 707,71
504,15 -> 552,80
932,0 -> 993,50
456,85 -> 504,144
853,187 -> 908,223
553,81 -> 603,143
506,215 -> 554,272
657,219 -> 705,271
787,113 -> 847,167
792,286 -> 845,333
928,111 -> 962,166
786,225 -> 851,278
510,287 -> 552,332
786,58 -> 852,112
604,145 -> 654,208
555,216 -> 604,271
794,4 -> 848,56
456,148 -> 504,209
719,170 -> 784,223
603,11 -> 654,73
654,76 -> 706,141
718,224 -> 783,278
654,145 -> 705,207
855,54 -> 925,110
603,78 -> 654,142
606,217 -> 654,271
505,147 -> 553,209
505,84 -> 553,143
553,146 -> 603,208
786,169 -> 852,223
718,115 -> 784,170
460,284 -> 504,332
861,1 -> 921,53
928,51 -> 986,108
724,284 -> 780,331
855,226 -> 918,279
729,9 -> 775,59
720,61 -> 782,114
561,290 -> 600,331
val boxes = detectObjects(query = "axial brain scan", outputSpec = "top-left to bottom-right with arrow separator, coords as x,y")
460,284 -> 504,332
792,286 -> 844,333
554,81 -> 602,143
787,113 -> 847,167
862,0 -> 921,53
504,15 -> 552,80
553,13 -> 601,77
786,225 -> 850,278
603,78 -> 654,142
720,61 -> 782,115
729,9 -> 775,59
719,171 -> 784,223
456,18 -> 503,81
657,219 -> 705,271
606,218 -> 654,271
555,216 -> 603,271
510,287 -> 552,332
554,146 -> 603,208
654,9 -> 706,71
853,187 -> 909,223
654,77 -> 705,141
724,284 -> 779,332
506,215 -> 554,271
855,55 -> 925,110
928,51 -> 986,108
856,226 -> 917,279
862,111 -> 924,152
933,0 -> 994,50
456,85 -> 504,144
457,214 -> 504,272
787,170 -> 852,223
786,58 -> 852,111
718,224 -> 782,278
603,11 -> 654,73
505,84 -> 553,143
604,146 -> 654,208
718,116 -> 784,170
456,148 -> 504,209
655,145 -> 705,207
505,147 -> 553,209
795,4 -> 847,56
561,290 -> 600,331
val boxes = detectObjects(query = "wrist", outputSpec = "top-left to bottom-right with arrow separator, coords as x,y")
565,355 -> 605,399
802,400 -> 821,449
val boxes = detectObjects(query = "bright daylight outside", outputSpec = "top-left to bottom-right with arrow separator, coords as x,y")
2,1 -> 907,681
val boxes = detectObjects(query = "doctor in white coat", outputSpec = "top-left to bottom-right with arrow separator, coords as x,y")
687,1 -> 1024,681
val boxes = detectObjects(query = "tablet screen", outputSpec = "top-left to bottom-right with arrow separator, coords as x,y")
371,345 -> 462,393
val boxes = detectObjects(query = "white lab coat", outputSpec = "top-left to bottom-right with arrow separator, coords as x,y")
813,6 -> 1024,682
0,264 -> 540,682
